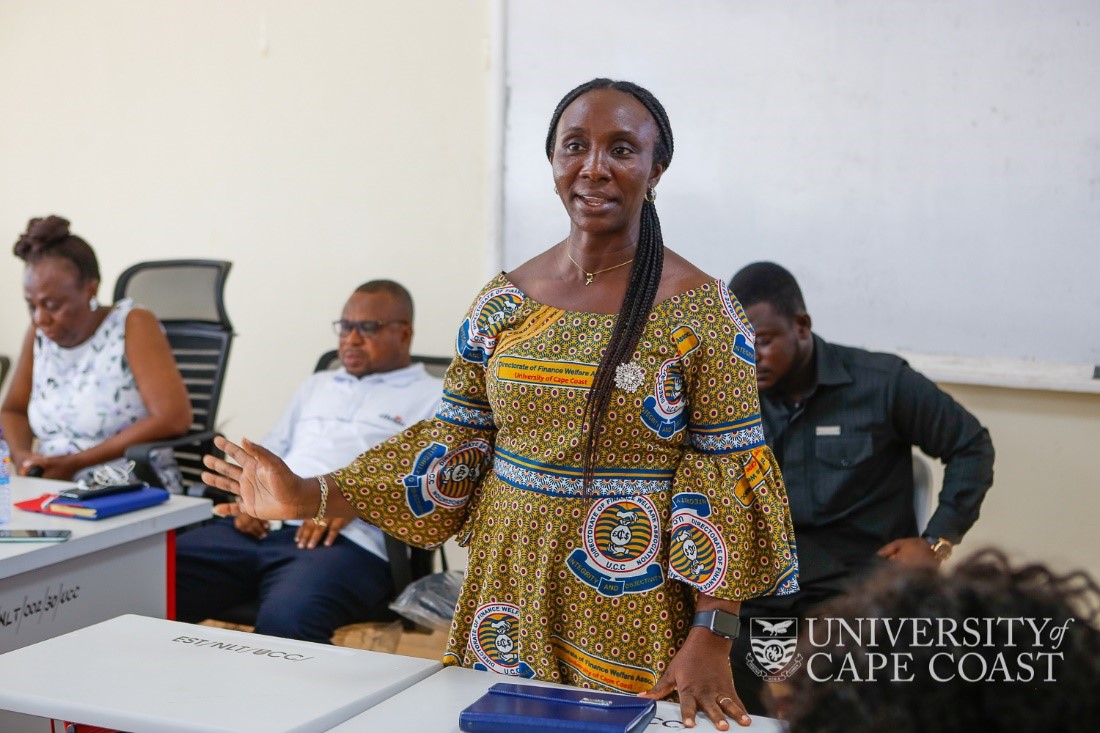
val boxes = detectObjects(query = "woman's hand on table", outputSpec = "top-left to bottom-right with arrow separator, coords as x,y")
640,627 -> 750,729
19,453 -> 76,480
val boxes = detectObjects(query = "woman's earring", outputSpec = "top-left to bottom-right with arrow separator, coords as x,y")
554,186 -> 560,196
89,296 -> 99,311
645,187 -> 657,204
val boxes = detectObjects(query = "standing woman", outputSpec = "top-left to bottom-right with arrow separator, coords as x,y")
203,80 -> 798,729
1,216 -> 191,488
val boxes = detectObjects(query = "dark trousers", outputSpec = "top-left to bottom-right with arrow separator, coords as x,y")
175,518 -> 393,644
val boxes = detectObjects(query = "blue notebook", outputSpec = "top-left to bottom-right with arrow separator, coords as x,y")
48,487 -> 170,520
459,682 -> 656,733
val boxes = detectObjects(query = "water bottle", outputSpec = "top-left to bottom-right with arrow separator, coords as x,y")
0,429 -> 12,525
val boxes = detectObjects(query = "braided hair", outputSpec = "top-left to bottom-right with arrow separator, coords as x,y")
544,79 -> 674,492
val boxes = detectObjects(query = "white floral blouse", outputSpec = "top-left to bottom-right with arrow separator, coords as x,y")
28,299 -> 182,490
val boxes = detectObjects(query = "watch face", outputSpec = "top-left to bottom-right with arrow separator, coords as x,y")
713,611 -> 741,638
696,610 -> 740,639
930,539 -> 953,561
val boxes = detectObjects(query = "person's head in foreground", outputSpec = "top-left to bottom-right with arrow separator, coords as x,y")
782,548 -> 1100,733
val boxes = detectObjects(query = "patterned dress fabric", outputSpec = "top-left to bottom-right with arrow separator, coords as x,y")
334,274 -> 798,691
28,298 -> 182,491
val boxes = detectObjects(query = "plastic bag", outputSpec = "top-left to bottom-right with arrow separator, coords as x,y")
389,569 -> 464,632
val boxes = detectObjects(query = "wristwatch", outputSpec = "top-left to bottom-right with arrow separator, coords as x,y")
925,536 -> 954,562
692,609 -> 741,640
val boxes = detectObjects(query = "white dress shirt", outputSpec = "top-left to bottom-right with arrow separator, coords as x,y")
261,362 -> 443,559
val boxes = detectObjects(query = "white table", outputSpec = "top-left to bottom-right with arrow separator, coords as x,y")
1,476 -> 211,653
330,665 -> 786,732
1,476 -> 212,733
0,614 -> 443,733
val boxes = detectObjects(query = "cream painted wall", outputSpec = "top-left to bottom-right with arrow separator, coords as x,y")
0,0 -> 492,442
930,385 -> 1100,581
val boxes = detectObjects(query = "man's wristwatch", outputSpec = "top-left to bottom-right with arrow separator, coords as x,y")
692,610 -> 741,640
925,536 -> 954,562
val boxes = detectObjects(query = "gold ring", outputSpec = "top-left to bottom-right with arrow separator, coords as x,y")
717,696 -> 733,705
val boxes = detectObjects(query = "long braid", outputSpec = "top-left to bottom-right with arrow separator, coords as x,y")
545,79 -> 675,493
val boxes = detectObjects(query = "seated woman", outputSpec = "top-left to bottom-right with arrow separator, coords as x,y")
0,215 -> 192,490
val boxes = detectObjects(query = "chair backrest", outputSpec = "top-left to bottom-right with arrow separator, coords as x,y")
0,355 -> 10,394
912,452 -> 935,534
114,260 -> 234,487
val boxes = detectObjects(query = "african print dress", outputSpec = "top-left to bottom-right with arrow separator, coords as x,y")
333,274 -> 798,691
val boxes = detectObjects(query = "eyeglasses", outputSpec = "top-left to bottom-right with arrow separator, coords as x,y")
332,319 -> 407,338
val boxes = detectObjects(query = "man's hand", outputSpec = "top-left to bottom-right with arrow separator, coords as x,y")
295,517 -> 351,549
877,537 -> 938,567
640,628 -> 750,729
233,514 -> 270,540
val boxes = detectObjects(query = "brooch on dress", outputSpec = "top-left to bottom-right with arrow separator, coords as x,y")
614,362 -> 645,393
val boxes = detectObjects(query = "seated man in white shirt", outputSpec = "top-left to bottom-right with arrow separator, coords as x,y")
175,280 -> 443,643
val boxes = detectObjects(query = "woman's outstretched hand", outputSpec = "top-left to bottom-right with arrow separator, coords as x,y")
201,435 -> 311,520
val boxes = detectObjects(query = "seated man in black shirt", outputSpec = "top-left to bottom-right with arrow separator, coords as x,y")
727,261 -> 995,714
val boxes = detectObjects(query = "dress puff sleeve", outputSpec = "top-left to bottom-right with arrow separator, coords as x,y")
330,276 -> 526,549
665,282 -> 799,601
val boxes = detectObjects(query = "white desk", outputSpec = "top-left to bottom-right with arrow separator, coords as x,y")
1,476 -> 211,654
330,665 -> 786,732
0,614 -> 442,733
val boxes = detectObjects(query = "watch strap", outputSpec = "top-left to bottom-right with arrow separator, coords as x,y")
692,609 -> 741,640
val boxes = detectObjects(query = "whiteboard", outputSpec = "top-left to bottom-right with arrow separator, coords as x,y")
502,0 -> 1100,366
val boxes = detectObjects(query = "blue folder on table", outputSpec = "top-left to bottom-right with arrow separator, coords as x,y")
48,487 -> 170,520
459,682 -> 656,733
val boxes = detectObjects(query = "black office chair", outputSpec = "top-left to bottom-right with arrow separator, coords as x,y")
112,260 -> 234,495
215,350 -> 451,633
0,355 -> 10,393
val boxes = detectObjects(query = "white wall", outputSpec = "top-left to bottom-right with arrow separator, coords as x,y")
0,0 -> 492,441
503,0 -> 1100,365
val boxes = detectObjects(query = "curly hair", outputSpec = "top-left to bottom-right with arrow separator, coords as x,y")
13,215 -> 100,282
783,548 -> 1100,733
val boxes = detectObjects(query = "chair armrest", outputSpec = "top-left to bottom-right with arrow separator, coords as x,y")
124,430 -> 221,464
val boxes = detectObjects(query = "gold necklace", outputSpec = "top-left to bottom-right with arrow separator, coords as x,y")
566,251 -> 635,286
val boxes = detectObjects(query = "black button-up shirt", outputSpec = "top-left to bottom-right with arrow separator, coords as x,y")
762,334 -> 994,592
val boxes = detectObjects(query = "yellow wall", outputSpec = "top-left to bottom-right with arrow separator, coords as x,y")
936,384 -> 1100,580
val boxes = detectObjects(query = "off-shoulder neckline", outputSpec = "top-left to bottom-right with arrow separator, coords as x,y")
496,272 -> 723,318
